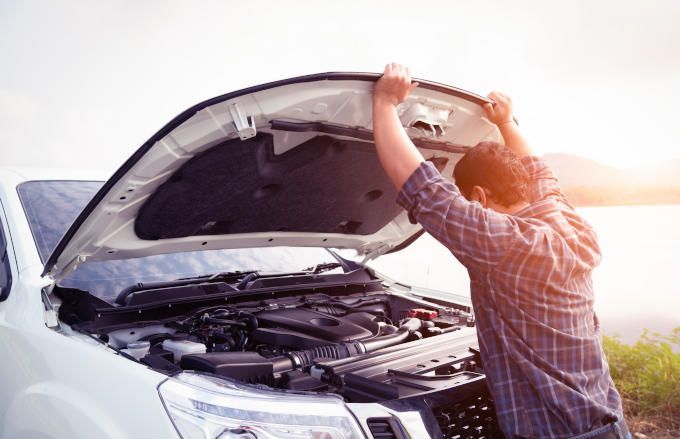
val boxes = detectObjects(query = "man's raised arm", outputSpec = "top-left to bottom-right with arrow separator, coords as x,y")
485,92 -> 569,204
371,64 -> 526,272
371,63 -> 424,191
483,91 -> 532,158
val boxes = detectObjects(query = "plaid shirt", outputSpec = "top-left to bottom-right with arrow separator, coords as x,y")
397,156 -> 623,438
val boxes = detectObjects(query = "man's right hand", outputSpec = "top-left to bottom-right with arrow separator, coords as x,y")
483,91 -> 514,126
373,63 -> 419,107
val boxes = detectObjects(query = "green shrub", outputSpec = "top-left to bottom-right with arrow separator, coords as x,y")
602,327 -> 679,430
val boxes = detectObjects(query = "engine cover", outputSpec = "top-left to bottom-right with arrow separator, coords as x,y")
252,308 -> 379,349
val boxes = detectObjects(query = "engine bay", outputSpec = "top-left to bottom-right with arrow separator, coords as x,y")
105,293 -> 480,399
54,268 -> 490,404
52,267 -> 503,437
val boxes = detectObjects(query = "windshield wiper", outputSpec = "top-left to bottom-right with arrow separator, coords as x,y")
177,270 -> 258,282
235,263 -> 343,290
303,262 -> 343,274
115,270 -> 257,305
117,263 -> 346,305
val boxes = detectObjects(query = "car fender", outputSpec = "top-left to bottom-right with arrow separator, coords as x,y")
2,380 -> 128,439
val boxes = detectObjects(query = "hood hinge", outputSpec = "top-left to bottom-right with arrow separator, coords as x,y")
360,243 -> 393,264
41,288 -> 60,329
49,254 -> 88,283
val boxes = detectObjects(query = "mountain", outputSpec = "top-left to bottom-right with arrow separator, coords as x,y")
540,153 -> 680,205
541,153 -> 680,188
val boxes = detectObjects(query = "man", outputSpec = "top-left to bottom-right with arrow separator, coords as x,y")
372,63 -> 627,438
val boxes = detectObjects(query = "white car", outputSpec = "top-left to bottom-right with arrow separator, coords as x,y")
0,73 -> 504,439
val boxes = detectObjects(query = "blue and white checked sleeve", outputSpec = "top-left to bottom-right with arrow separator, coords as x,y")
521,156 -> 570,205
396,161 -> 525,273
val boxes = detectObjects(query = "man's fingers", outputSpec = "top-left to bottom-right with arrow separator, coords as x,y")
386,63 -> 408,80
488,91 -> 502,103
488,90 -> 511,107
482,91 -> 514,125
483,103 -> 496,119
397,64 -> 406,80
497,91 -> 511,103
376,63 -> 415,104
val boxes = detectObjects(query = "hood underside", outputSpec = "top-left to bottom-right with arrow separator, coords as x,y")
135,133 -> 446,240
43,72 -> 500,280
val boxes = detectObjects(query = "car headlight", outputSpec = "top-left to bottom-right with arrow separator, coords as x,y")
158,372 -> 365,439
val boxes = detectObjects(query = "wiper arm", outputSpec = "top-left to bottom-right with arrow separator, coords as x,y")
235,270 -> 307,290
115,270 -> 257,305
177,270 -> 257,282
235,263 -> 342,290
303,262 -> 343,274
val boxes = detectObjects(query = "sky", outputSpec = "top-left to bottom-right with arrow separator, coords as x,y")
1,0 -> 679,171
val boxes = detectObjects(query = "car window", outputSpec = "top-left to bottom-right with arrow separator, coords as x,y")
0,203 -> 12,301
18,180 -> 103,263
17,181 -> 336,303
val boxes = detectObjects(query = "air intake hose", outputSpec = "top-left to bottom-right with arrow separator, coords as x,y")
360,320 -> 418,352
275,318 -> 422,372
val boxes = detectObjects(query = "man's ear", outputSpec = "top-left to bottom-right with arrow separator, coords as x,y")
470,185 -> 487,207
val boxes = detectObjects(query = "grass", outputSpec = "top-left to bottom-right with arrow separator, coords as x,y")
602,327 -> 680,437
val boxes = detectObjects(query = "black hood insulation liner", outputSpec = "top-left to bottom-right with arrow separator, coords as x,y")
135,133 -> 446,240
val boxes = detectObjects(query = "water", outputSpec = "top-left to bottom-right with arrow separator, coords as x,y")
369,204 -> 680,344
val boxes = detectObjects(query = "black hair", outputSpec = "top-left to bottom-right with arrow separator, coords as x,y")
453,141 -> 529,206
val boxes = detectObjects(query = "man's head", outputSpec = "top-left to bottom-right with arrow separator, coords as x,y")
453,141 -> 529,213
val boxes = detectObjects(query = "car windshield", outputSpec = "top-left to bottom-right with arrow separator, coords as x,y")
17,180 -> 337,303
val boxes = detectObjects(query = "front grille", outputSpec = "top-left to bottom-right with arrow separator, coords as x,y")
367,418 -> 397,439
434,394 -> 503,439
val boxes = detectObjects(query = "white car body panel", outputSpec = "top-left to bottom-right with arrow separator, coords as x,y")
0,171 -> 179,438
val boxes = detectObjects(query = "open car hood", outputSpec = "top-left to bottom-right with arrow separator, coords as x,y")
43,72 -> 500,281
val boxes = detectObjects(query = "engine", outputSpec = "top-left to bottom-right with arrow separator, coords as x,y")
103,293 -> 476,395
